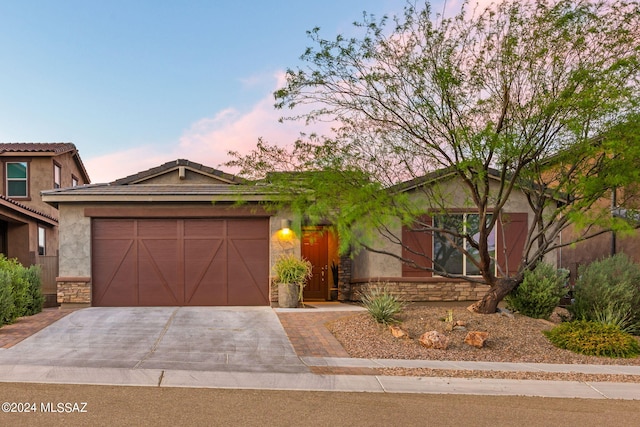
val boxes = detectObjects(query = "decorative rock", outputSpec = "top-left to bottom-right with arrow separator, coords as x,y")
455,320 -> 467,327
453,325 -> 467,332
464,331 -> 489,348
549,307 -> 572,323
389,325 -> 409,339
419,331 -> 449,350
497,308 -> 514,318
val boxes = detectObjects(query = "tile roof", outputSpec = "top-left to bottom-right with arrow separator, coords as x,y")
43,183 -> 274,196
112,159 -> 245,185
0,142 -> 78,154
0,194 -> 58,225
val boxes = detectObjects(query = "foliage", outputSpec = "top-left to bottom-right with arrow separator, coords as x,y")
273,253 -> 313,286
227,0 -> 640,313
569,254 -> 640,334
0,256 -> 44,326
360,285 -> 405,325
505,263 -> 567,319
544,320 -> 640,358
21,266 -> 44,316
0,270 -> 15,325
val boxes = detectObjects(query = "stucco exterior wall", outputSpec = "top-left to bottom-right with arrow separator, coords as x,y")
57,203 -> 92,278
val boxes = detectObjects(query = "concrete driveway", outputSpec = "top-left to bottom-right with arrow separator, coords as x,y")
0,307 -> 307,373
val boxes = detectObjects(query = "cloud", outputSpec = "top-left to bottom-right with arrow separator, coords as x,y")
83,146 -> 176,183
84,71 -> 319,183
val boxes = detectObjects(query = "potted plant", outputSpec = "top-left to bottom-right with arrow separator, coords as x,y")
274,254 -> 312,308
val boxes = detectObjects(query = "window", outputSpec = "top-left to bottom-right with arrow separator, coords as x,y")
433,213 -> 495,276
54,163 -> 61,189
72,175 -> 78,187
38,226 -> 46,256
6,162 -> 28,197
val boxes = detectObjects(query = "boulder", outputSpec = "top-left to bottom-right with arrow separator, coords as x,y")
419,331 -> 449,350
389,325 -> 409,339
464,331 -> 489,348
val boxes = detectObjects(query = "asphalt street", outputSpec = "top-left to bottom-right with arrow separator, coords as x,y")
1,382 -> 639,427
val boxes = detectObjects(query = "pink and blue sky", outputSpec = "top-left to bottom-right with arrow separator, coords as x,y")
0,0 -> 477,182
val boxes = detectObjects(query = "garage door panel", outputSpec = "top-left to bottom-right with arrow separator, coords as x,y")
227,237 -> 269,306
137,219 -> 178,238
184,239 -> 227,305
93,256 -> 137,306
92,241 -> 137,306
138,240 -> 181,305
184,219 -> 224,237
93,219 -> 134,239
227,219 -> 269,238
92,218 -> 269,306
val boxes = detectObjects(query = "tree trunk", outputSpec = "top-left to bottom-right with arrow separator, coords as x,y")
467,277 -> 519,314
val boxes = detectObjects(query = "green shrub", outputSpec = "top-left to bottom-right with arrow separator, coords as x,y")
361,285 -> 404,325
0,256 -> 44,326
505,263 -> 567,319
0,270 -> 15,325
570,254 -> 640,334
544,320 -> 640,358
22,266 -> 44,316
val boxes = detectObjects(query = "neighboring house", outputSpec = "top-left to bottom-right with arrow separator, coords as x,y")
560,187 -> 640,280
0,143 -> 90,306
42,159 -> 547,308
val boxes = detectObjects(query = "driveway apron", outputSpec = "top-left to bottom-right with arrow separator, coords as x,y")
0,307 -> 307,373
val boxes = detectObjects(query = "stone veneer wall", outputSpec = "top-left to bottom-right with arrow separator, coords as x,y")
348,279 -> 491,302
337,255 -> 353,301
57,277 -> 91,307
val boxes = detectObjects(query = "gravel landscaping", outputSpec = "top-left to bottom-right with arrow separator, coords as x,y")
326,305 -> 640,382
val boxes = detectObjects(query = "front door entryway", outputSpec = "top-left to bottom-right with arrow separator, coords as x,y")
302,227 -> 335,300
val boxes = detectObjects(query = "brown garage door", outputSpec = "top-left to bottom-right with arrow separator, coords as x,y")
92,218 -> 270,306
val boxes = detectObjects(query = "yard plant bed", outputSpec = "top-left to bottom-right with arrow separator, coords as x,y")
326,305 -> 640,381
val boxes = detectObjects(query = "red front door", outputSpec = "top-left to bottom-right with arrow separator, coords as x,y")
301,228 -> 328,300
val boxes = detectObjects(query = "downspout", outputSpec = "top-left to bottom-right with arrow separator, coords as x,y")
611,187 -> 617,256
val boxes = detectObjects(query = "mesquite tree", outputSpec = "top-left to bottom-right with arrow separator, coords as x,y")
228,0 -> 640,313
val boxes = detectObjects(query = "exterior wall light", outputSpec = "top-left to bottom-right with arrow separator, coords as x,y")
280,219 -> 292,233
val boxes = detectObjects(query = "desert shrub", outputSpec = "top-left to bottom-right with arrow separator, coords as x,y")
544,320 -> 640,358
21,266 -> 44,316
0,270 -> 15,325
360,285 -> 404,325
0,256 -> 44,326
570,254 -> 640,334
505,263 -> 567,319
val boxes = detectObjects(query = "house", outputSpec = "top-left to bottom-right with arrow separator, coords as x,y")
0,143 -> 90,306
42,159 -> 546,307
42,159 -> 340,307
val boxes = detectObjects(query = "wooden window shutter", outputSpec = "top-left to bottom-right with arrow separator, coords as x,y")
496,212 -> 528,277
402,215 -> 433,277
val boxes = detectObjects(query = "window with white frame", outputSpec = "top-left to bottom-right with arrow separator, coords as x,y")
38,225 -> 46,256
54,163 -> 61,189
433,213 -> 495,276
72,175 -> 78,187
6,162 -> 28,198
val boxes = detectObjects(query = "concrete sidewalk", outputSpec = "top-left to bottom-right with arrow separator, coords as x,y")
0,358 -> 638,400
